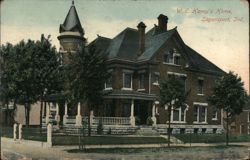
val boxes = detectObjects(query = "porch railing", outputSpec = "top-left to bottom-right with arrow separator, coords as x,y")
93,117 -> 131,125
66,116 -> 76,124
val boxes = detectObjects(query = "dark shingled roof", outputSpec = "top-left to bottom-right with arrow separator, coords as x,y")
106,28 -> 139,60
185,45 -> 225,75
89,25 -> 225,75
59,3 -> 84,34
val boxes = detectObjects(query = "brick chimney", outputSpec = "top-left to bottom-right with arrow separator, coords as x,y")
157,14 -> 168,31
137,21 -> 146,56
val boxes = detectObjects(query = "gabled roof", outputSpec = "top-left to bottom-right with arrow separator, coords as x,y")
59,2 -> 84,34
89,24 -> 225,75
185,45 -> 225,75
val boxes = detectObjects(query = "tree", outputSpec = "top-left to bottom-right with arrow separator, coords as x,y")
66,46 -> 110,136
159,75 -> 189,147
34,35 -> 62,127
0,35 -> 61,127
0,43 -> 17,125
208,71 -> 248,146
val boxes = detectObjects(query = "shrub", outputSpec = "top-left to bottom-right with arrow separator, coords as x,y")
135,116 -> 141,125
107,128 -> 112,135
146,116 -> 153,126
97,120 -> 103,135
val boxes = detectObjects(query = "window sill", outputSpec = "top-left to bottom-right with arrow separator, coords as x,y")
197,93 -> 205,96
212,118 -> 218,121
163,62 -> 181,67
171,121 -> 187,124
104,88 -> 113,91
137,89 -> 145,92
153,82 -> 159,86
193,122 -> 208,124
122,88 -> 132,91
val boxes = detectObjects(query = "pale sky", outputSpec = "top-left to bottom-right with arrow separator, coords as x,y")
1,0 -> 249,93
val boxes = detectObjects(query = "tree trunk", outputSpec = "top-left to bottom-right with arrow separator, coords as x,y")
39,101 -> 43,128
226,111 -> 229,146
168,106 -> 171,147
43,102 -> 47,117
4,103 -> 9,126
88,108 -> 91,136
24,103 -> 31,127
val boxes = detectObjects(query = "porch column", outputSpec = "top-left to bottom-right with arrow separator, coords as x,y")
45,102 -> 50,124
55,103 -> 60,123
130,99 -> 135,127
75,102 -> 82,126
90,110 -> 94,127
63,103 -> 68,125
151,103 -> 157,126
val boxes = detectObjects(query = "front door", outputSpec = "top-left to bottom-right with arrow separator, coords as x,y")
135,100 -> 150,125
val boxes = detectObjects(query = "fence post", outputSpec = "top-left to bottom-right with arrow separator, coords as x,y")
18,124 -> 22,140
47,123 -> 52,147
75,102 -> 82,126
13,123 -> 17,141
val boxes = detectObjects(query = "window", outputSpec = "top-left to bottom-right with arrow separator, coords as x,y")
105,76 -> 112,89
173,109 -> 179,121
193,105 -> 207,123
174,55 -> 181,65
138,74 -> 145,89
153,73 -> 160,85
163,48 -> 181,65
123,73 -> 132,89
194,106 -> 198,122
164,50 -> 174,64
248,125 -> 250,135
248,112 -> 250,122
197,79 -> 204,95
171,105 -> 187,123
212,106 -> 218,120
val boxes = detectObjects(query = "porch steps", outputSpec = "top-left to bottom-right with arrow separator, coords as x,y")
160,135 -> 184,144
136,127 -> 160,136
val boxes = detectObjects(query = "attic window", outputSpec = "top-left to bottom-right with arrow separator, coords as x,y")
164,48 -> 181,65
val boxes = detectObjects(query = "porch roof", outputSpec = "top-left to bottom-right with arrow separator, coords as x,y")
104,90 -> 157,101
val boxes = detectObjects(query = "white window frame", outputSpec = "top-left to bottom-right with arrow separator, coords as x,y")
170,106 -> 188,123
193,102 -> 208,124
153,72 -> 160,86
138,74 -> 145,91
104,70 -> 113,90
122,70 -> 133,90
248,112 -> 250,122
212,106 -> 218,120
248,125 -> 250,135
163,48 -> 181,66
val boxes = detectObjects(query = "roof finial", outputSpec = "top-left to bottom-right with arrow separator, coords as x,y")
72,0 -> 74,5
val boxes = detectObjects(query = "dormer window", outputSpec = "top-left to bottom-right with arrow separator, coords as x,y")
164,48 -> 181,65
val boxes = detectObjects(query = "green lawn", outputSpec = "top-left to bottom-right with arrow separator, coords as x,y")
67,145 -> 245,154
1,127 -> 13,138
53,135 -> 168,146
174,134 -> 250,143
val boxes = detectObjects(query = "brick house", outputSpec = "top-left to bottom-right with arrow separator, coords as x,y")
51,1 -> 226,134
229,100 -> 250,135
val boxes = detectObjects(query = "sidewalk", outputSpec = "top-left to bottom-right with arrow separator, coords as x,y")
2,137 -> 250,160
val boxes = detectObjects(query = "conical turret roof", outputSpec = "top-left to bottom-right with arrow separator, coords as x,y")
59,1 -> 84,34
